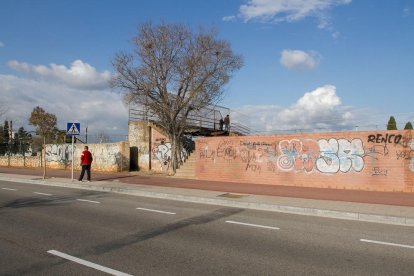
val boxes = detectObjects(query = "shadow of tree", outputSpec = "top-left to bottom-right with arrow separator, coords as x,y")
87,207 -> 244,255
4,207 -> 245,275
0,191 -> 108,209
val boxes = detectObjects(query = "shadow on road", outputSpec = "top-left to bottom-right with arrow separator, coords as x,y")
0,191 -> 108,209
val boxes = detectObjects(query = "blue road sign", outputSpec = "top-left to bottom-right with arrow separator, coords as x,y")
67,122 -> 80,136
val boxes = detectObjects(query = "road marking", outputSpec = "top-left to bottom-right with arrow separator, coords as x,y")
360,239 -> 414,249
225,220 -> 280,230
2,188 -> 17,191
34,192 -> 53,196
136,207 -> 176,215
76,199 -> 100,204
47,250 -> 132,276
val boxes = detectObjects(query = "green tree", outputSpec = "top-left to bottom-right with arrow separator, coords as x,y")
387,116 -> 397,130
15,126 -> 33,150
111,22 -> 243,173
404,121 -> 413,130
29,106 -> 57,179
29,106 -> 57,143
3,120 -> 10,143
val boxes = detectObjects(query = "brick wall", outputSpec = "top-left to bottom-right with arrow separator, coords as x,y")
195,130 -> 414,192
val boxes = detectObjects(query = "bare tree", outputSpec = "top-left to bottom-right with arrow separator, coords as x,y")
0,105 -> 7,117
96,132 -> 112,143
111,22 -> 243,172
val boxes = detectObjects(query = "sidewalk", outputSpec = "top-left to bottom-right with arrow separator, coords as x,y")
0,167 -> 413,226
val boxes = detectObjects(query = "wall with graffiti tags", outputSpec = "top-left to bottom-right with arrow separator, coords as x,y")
0,142 -> 130,172
195,130 -> 414,192
47,142 -> 130,172
151,127 -> 189,173
151,128 -> 171,172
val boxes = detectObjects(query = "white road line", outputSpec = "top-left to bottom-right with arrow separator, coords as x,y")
360,239 -> 414,249
34,192 -> 53,196
2,188 -> 17,191
136,207 -> 176,215
225,220 -> 280,230
76,199 -> 101,204
47,250 -> 132,276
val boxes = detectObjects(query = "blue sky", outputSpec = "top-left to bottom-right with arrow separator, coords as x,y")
1,0 -> 413,139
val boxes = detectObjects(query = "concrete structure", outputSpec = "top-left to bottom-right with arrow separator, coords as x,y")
128,121 -> 189,173
0,141 -> 130,172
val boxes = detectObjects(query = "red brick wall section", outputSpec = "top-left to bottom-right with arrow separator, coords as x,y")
195,130 -> 414,192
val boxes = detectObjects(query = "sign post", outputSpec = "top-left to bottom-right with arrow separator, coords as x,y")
67,122 -> 80,181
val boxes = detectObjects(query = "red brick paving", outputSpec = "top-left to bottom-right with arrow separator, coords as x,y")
1,166 -> 413,207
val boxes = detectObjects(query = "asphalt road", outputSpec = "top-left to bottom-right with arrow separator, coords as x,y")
1,180 -> 413,276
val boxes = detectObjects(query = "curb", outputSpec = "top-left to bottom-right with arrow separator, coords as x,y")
1,176 -> 413,227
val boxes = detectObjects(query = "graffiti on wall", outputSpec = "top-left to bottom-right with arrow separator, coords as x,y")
367,133 -> 414,174
198,133 -> 414,176
153,140 -> 172,171
45,144 -> 72,164
316,138 -> 365,173
93,145 -> 121,167
394,138 -> 414,172
277,139 -> 319,172
152,139 -> 189,172
367,133 -> 402,144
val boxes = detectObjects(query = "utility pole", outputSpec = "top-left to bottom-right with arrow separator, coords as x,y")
42,136 -> 46,179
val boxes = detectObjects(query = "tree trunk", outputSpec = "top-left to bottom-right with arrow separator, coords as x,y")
170,133 -> 181,174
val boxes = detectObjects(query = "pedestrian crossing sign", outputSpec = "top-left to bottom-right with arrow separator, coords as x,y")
67,122 -> 80,136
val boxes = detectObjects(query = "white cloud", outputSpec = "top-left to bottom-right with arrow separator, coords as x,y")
403,7 -> 410,17
0,61 -> 128,141
238,0 -> 351,28
0,41 -> 4,47
232,85 -> 357,133
8,59 -> 112,90
280,49 -> 320,70
222,15 -> 236,22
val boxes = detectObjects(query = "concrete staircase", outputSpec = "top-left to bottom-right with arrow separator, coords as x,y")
173,153 -> 196,179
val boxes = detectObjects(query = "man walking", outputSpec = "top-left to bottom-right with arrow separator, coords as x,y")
78,146 -> 93,182
224,114 -> 230,132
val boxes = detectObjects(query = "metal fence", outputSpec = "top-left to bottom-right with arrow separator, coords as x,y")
129,104 -> 250,135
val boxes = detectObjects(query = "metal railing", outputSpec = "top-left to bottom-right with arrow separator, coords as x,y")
129,104 -> 250,135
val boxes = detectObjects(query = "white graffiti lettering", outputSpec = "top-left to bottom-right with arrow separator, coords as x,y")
316,138 -> 365,173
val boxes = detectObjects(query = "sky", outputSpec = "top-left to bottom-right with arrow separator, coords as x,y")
1,0 -> 413,141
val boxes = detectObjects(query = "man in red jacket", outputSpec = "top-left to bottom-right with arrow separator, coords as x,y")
78,146 -> 93,182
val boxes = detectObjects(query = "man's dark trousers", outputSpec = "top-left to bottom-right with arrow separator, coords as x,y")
79,164 -> 91,181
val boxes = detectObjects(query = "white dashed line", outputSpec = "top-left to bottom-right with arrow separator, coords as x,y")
136,207 -> 176,215
2,188 -> 17,191
47,250 -> 132,276
76,199 -> 101,204
34,192 -> 53,196
225,220 -> 280,230
360,239 -> 414,249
